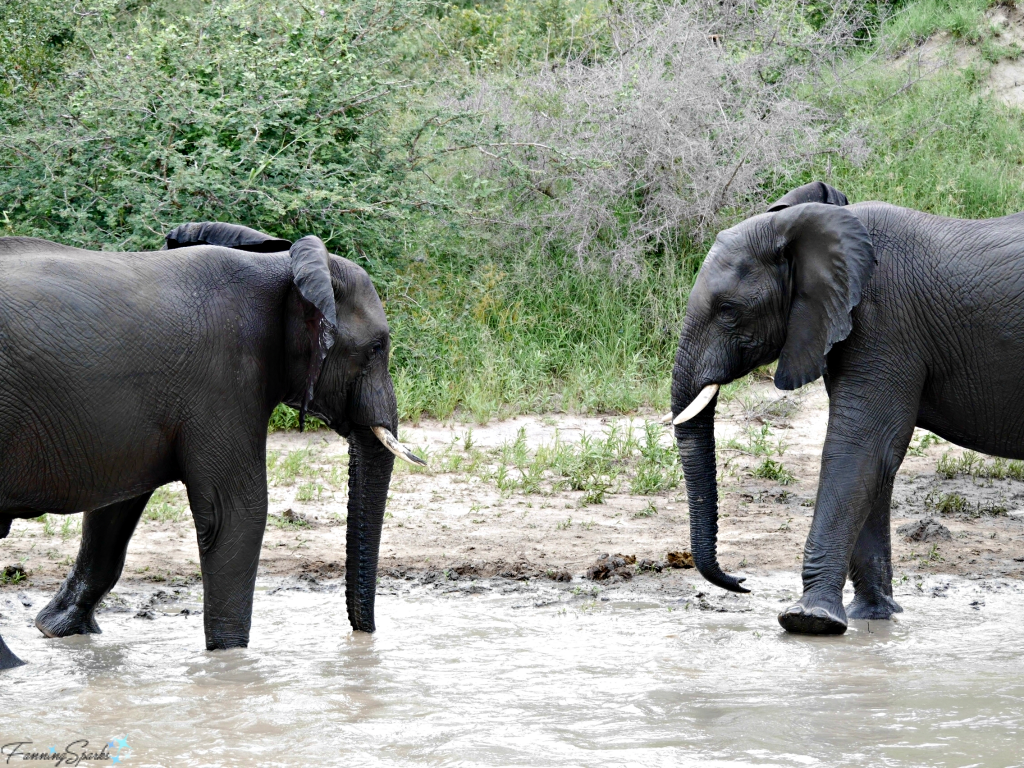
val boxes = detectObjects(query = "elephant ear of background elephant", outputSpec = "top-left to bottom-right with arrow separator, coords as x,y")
163,221 -> 292,252
771,203 -> 875,391
767,180 -> 849,211
289,235 -> 339,429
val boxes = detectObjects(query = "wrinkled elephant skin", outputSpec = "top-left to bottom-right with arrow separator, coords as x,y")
673,181 -> 1024,634
0,223 -> 413,668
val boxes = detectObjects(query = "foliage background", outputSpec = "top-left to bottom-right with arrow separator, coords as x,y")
4,0 -> 1024,423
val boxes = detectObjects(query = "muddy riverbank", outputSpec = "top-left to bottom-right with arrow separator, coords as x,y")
3,380 -> 1024,596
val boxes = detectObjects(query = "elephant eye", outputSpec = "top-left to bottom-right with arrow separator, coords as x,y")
370,341 -> 384,356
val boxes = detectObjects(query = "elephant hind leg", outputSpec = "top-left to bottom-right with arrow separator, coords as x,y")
846,478 -> 903,620
2,516 -> 23,666
0,632 -> 25,670
36,493 -> 150,638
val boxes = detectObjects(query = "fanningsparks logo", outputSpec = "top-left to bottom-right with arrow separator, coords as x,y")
1,737 -> 131,766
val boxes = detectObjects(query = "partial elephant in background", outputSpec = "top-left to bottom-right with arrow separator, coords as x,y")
0,223 -> 423,670
670,180 -> 1024,634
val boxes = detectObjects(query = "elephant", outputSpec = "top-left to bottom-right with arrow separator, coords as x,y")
0,222 -> 423,669
670,180 -> 1024,635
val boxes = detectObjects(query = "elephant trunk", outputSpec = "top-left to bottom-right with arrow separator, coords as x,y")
674,387 -> 749,594
345,424 -> 395,632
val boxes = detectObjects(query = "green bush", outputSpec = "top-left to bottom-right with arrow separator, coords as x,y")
1,0 -> 438,255
7,0 -> 1024,427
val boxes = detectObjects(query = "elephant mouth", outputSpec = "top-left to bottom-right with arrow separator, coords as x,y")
370,426 -> 426,466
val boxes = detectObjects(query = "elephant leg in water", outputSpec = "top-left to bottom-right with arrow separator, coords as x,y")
0,518 -> 20,667
846,478 -> 903,620
35,494 -> 151,638
779,381 -> 918,633
182,438 -> 268,651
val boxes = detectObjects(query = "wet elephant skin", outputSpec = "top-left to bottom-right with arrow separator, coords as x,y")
673,181 -> 1024,634
0,224 -> 401,668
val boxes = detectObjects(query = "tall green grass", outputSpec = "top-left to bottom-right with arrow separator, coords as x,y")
385,241 -> 698,421
815,51 -> 1024,219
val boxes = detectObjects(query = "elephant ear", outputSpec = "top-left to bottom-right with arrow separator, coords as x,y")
163,222 -> 291,253
767,181 -> 848,212
290,236 -> 339,430
772,203 -> 875,390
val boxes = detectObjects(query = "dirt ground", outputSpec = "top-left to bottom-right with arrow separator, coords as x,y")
3,378 -> 1023,600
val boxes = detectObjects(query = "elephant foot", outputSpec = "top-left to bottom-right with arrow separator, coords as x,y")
0,636 -> 25,670
778,599 -> 848,635
35,595 -> 101,638
846,592 -> 903,621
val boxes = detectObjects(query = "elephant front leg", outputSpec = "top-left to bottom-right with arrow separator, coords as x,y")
36,494 -> 150,638
187,479 -> 267,651
846,479 -> 902,620
779,396 -> 915,636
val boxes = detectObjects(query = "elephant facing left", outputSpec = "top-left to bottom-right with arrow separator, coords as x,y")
0,222 -> 423,670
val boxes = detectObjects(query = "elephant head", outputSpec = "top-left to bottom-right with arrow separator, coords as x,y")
164,222 -> 424,632
670,183 -> 874,593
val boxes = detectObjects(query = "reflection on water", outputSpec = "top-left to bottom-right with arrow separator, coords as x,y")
2,574 -> 1023,768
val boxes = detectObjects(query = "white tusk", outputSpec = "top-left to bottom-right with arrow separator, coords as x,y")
672,384 -> 720,425
372,426 -> 427,466
659,411 -> 674,425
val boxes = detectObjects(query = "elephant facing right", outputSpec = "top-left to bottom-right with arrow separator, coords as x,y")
670,181 -> 1024,635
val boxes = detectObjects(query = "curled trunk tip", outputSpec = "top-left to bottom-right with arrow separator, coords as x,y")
675,389 -> 751,595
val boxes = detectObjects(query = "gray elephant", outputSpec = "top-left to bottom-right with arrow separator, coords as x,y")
0,222 -> 423,669
670,181 -> 1024,635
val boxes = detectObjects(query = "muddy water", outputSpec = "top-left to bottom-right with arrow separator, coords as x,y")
2,574 -> 1023,767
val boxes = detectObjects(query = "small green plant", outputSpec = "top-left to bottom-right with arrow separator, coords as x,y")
42,514 -> 55,536
926,491 -> 970,516
634,502 -> 658,518
0,566 -> 26,586
295,481 -> 323,503
907,430 -> 943,457
269,448 -> 320,486
556,517 -> 573,530
59,515 -> 79,541
630,423 -> 682,494
721,424 -> 786,458
144,487 -> 189,523
269,510 -> 310,529
582,477 -> 612,505
752,458 -> 795,485
937,450 -> 1024,481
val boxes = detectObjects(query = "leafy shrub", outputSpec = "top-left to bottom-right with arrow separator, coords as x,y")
1,0 -> 438,254
425,0 -> 606,70
444,0 -> 870,272
0,0 -> 82,96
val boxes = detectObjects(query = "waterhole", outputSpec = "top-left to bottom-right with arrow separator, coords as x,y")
2,574 -> 1022,767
